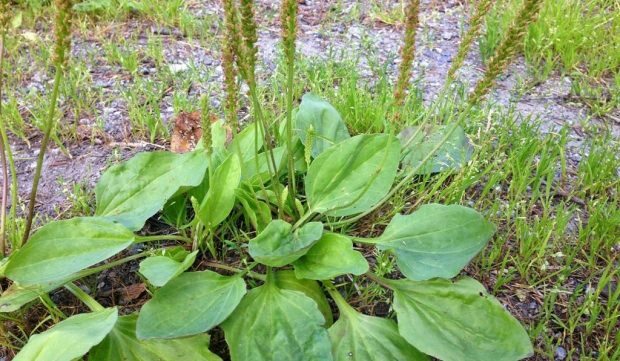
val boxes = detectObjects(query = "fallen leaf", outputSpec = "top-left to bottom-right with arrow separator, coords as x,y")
171,111 -> 202,153
121,283 -> 146,304
170,111 -> 232,153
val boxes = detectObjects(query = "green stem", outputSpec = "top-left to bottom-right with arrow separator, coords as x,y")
65,282 -> 104,312
75,250 -> 153,278
351,236 -> 382,245
22,64 -> 63,244
365,272 -> 394,289
204,261 -> 266,281
292,210 -> 315,230
283,4 -> 299,216
323,281 -> 356,316
0,32 -> 6,256
249,87 -> 284,217
135,234 -> 192,243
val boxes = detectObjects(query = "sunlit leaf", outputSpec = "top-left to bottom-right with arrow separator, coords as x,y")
139,251 -> 198,287
90,314 -> 222,361
306,134 -> 400,216
137,271 -> 246,339
274,270 -> 333,326
375,204 -> 495,280
221,280 -> 333,361
329,292 -> 428,361
249,220 -> 323,267
196,154 -> 241,228
294,233 -> 368,280
14,308 -> 118,361
5,217 -> 134,286
392,277 -> 533,361
295,93 -> 350,158
96,150 -> 208,230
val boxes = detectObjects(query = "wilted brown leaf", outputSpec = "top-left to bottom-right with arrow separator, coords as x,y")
170,111 -> 232,153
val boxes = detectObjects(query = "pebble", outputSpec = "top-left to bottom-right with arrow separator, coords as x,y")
442,31 -> 455,40
168,63 -> 189,74
555,346 -> 567,360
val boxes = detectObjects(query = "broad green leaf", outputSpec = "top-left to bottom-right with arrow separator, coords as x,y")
376,204 -> 495,280
96,150 -> 208,230
221,281 -> 333,361
90,314 -> 222,361
14,308 -> 118,361
0,277 -> 72,313
139,250 -> 198,287
161,194 -> 189,228
295,93 -> 350,158
399,125 -> 473,175
236,186 -> 272,231
196,154 -> 242,228
137,271 -> 246,339
274,270 -> 333,326
242,146 -> 287,180
392,277 -> 533,361
306,134 -> 400,216
294,233 -> 368,280
5,217 -> 135,286
328,292 -> 428,361
229,122 -> 263,162
249,220 -> 323,267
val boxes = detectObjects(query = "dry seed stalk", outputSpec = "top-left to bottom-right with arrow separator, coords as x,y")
393,0 -> 420,108
221,0 -> 240,134
200,95 -> 213,154
468,0 -> 543,105
239,0 -> 258,88
446,0 -> 494,82
281,0 -> 298,210
23,0 -> 73,243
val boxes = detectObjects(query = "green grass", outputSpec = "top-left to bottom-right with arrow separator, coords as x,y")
481,0 -> 620,116
1,1 -> 618,360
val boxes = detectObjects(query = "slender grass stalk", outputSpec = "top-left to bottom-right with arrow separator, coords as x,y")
468,0 -> 544,104
393,0 -> 420,111
22,0 -> 73,244
281,0 -> 299,214
445,0 -> 494,84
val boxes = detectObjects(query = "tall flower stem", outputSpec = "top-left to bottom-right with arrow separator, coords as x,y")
0,31 -> 7,256
393,0 -> 420,121
23,0 -> 73,243
281,0 -> 299,213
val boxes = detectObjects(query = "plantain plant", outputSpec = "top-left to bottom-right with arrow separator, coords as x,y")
0,0 -> 538,360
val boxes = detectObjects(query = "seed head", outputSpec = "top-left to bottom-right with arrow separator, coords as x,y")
468,0 -> 543,104
393,0 -> 420,109
52,0 -> 73,68
447,0 -> 493,82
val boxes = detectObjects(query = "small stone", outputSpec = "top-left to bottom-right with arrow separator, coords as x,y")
442,31 -> 455,40
168,63 -> 189,74
555,346 -> 567,360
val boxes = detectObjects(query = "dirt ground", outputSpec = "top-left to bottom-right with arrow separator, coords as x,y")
4,0 -> 617,218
